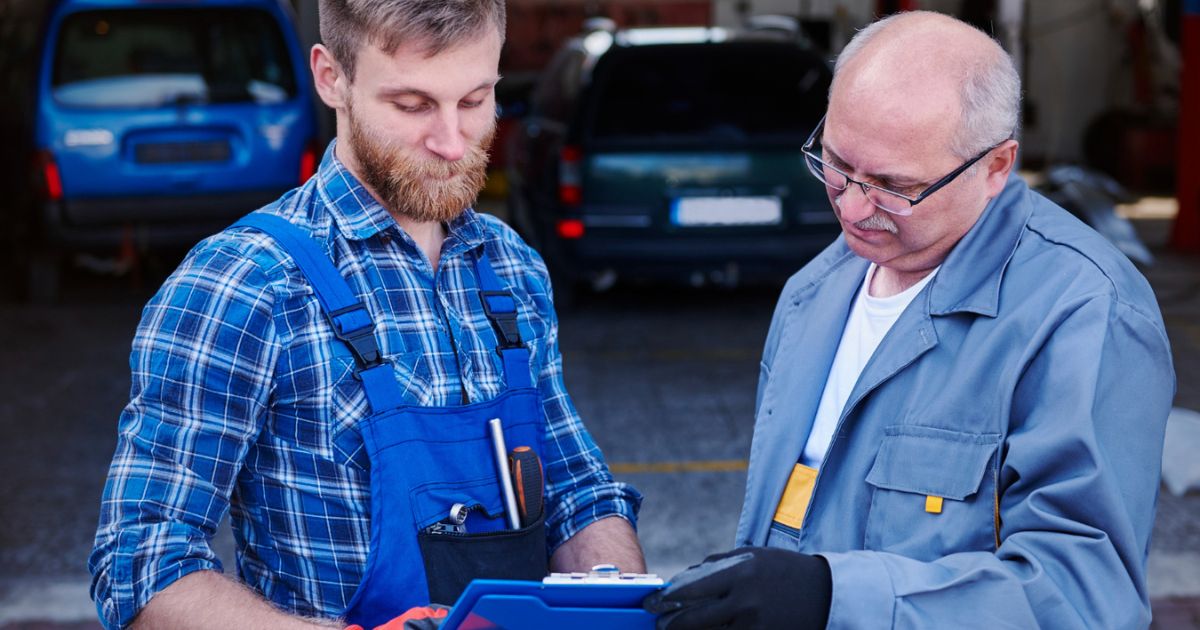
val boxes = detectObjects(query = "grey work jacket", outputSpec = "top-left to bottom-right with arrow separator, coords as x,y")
737,174 -> 1175,629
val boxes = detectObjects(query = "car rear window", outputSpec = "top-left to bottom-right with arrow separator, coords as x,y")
584,42 -> 829,146
52,8 -> 297,108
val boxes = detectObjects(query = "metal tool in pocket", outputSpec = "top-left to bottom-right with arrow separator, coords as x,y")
488,418 -> 522,529
426,502 -> 471,535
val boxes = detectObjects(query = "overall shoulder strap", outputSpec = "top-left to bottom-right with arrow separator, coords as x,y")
473,250 -> 533,390
233,213 -> 404,412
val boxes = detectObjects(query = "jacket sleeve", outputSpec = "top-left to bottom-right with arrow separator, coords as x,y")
87,242 -> 282,630
819,295 -> 1174,630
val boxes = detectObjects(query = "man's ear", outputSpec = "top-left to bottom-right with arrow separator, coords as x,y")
983,139 -> 1018,197
311,44 -> 348,110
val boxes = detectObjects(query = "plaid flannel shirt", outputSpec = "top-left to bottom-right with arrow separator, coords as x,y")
89,142 -> 641,629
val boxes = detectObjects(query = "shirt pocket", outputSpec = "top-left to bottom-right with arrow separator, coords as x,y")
863,425 -> 1000,558
262,354 -> 357,461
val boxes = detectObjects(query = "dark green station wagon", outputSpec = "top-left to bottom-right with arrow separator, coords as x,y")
506,20 -> 840,297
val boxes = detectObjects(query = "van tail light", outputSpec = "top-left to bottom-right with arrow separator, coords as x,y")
299,140 -> 319,183
556,218 -> 585,240
558,144 -> 582,206
35,150 -> 63,201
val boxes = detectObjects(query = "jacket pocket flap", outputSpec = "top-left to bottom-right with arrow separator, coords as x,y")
865,426 -> 1000,500
410,478 -> 506,530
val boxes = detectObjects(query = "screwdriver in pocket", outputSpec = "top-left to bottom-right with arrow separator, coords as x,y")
508,446 -> 543,528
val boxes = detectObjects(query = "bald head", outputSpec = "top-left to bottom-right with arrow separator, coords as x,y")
831,11 -> 1019,159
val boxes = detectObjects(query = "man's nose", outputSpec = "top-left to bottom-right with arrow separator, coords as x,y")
424,108 -> 467,162
834,183 -> 878,223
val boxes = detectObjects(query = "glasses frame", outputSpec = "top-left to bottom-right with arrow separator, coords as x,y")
801,114 -> 1001,216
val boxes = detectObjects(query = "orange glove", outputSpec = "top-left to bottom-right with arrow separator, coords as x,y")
378,605 -> 449,629
343,605 -> 450,630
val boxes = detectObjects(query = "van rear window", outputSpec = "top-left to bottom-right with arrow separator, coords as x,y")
52,8 -> 297,108
585,43 -> 829,146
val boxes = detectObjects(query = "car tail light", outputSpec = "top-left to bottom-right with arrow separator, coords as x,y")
35,150 -> 63,201
558,144 -> 582,206
556,218 -> 585,240
299,140 -> 319,183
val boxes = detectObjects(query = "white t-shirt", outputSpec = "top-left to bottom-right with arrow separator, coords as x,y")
798,263 -> 939,468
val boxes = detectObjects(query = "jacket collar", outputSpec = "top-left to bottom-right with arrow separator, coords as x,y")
311,140 -> 489,254
925,172 -> 1032,318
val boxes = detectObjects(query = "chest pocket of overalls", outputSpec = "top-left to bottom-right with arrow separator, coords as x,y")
863,425 -> 1000,558
406,406 -> 549,606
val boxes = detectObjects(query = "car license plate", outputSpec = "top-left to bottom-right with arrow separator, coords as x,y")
671,196 -> 782,227
134,140 -> 232,164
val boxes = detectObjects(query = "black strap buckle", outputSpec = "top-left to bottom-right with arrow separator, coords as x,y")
327,304 -> 383,368
479,290 -> 524,351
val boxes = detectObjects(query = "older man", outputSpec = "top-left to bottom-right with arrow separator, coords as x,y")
645,11 -> 1174,630
89,1 -> 644,629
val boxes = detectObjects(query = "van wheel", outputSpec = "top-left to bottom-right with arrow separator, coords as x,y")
26,250 -> 61,304
0,257 -> 18,303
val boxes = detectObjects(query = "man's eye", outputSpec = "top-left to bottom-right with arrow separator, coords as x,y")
874,179 -> 917,195
823,154 -> 846,170
395,101 -> 431,113
460,99 -> 484,109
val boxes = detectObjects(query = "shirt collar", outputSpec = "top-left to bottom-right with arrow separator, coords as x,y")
926,171 -> 1034,317
312,139 -> 489,254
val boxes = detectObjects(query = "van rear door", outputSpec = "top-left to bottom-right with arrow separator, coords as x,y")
40,5 -> 311,223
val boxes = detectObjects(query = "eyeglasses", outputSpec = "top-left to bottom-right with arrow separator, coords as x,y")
801,114 -> 1000,216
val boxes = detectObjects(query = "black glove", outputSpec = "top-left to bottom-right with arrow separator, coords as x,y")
643,547 -> 832,630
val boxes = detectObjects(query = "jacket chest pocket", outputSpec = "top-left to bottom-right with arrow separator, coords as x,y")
863,426 -> 1000,558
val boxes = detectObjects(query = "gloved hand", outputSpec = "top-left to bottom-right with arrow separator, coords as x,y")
643,547 -> 832,630
343,604 -> 450,630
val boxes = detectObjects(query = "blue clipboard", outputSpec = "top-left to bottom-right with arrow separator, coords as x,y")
441,579 -> 663,630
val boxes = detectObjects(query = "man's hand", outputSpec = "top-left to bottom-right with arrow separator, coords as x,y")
643,547 -> 832,630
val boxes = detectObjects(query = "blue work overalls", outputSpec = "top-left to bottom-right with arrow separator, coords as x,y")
236,214 -> 548,629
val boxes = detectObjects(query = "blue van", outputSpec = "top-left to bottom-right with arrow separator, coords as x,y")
0,0 -> 317,300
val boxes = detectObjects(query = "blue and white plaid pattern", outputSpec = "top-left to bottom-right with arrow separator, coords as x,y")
89,142 -> 642,629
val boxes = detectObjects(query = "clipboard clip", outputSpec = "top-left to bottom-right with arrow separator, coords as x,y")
542,565 -> 664,585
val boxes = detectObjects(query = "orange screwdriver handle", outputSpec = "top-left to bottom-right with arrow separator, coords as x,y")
508,446 -> 543,527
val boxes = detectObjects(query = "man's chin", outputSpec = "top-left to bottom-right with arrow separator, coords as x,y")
844,232 -> 898,264
389,200 -> 471,224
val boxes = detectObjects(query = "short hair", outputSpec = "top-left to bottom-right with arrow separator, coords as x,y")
319,0 -> 506,81
834,12 -> 1021,159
